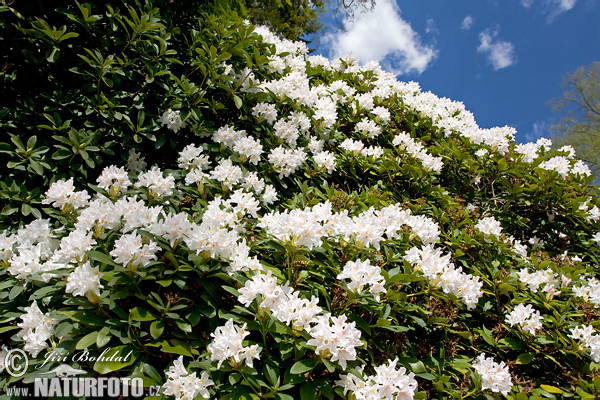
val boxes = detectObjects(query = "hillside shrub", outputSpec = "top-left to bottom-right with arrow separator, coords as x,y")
2,2 -> 600,400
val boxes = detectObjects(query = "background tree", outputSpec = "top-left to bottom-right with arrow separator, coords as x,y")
551,61 -> 600,178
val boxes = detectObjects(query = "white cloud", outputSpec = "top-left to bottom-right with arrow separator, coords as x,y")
525,120 -> 554,142
425,18 -> 439,35
520,0 -> 578,20
324,0 -> 437,75
477,28 -> 517,70
461,15 -> 474,30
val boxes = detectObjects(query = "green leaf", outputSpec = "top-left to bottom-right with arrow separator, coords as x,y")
290,359 -> 317,375
160,340 -> 193,357
97,326 -> 111,348
9,285 -> 24,300
150,320 -> 164,340
300,383 -> 318,400
130,307 -> 156,321
233,94 -> 243,109
86,250 -> 120,267
264,363 -> 279,387
76,331 -> 99,350
93,345 -> 137,374
540,385 -> 563,394
480,325 -> 497,347
515,353 -> 534,365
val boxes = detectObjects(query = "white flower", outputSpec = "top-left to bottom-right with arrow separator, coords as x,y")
570,325 -> 600,362
213,125 -> 246,148
372,106 -> 391,124
517,268 -> 557,292
97,165 -> 131,195
361,146 -> 384,159
42,178 -> 90,210
158,109 -> 186,132
505,303 -> 543,335
162,356 -> 214,400
573,277 -> 600,308
127,149 -> 147,172
267,146 -> 306,178
475,148 -> 489,158
340,138 -> 365,154
209,158 -> 243,189
337,358 -> 418,400
337,259 -> 386,301
538,156 -> 571,178
355,117 -> 381,138
472,354 -> 513,395
51,229 -> 96,264
514,142 -> 539,163
66,261 -> 103,298
207,319 -> 260,369
153,212 -> 194,247
403,244 -> 482,309
110,232 -> 160,268
307,314 -> 362,370
177,144 -> 210,170
475,216 -> 502,238
17,301 -> 57,358
233,136 -> 263,165
252,103 -> 278,124
273,119 -> 300,147
262,184 -> 278,205
135,167 -> 175,197
313,151 -> 336,173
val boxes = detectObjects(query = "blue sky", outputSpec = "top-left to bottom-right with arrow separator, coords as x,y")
308,0 -> 600,143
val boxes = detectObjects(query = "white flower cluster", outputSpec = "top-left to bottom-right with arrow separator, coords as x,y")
97,165 -> 131,195
538,156 -> 590,179
517,268 -> 557,292
65,261 -> 103,299
17,301 -> 56,357
268,146 -> 307,178
474,216 -> 502,238
207,319 -> 260,369
570,325 -> 600,362
573,277 -> 600,307
579,199 -> 600,223
392,132 -> 443,173
505,303 -> 543,335
110,232 -> 160,268
337,259 -> 386,301
514,138 -> 553,164
306,314 -> 362,370
339,139 -> 384,159
162,356 -> 214,400
127,148 -> 147,172
135,167 -> 175,197
355,117 -> 382,138
239,271 -> 321,330
239,271 -> 361,370
313,150 -> 337,173
42,177 -> 90,210
472,354 -> 513,395
4,219 -> 60,281
252,102 -> 278,124
258,201 -> 440,251
337,358 -> 418,400
403,245 -> 483,309
213,125 -> 264,165
158,109 -> 186,133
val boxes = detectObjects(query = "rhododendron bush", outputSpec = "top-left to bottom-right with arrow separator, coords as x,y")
2,2 -> 600,399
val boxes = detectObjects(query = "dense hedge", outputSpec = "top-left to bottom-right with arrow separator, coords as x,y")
2,2 -> 600,400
